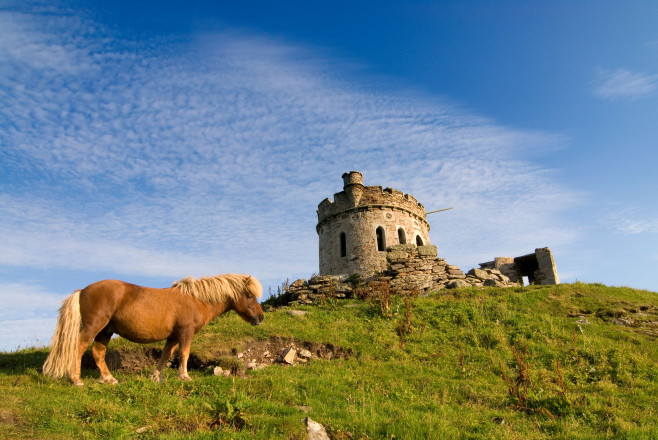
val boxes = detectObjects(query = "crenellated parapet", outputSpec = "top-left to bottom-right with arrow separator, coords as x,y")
317,172 -> 429,233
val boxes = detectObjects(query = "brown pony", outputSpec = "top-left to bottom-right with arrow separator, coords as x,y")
42,274 -> 264,386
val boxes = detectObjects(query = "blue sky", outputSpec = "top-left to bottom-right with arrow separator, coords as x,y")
1,0 -> 657,351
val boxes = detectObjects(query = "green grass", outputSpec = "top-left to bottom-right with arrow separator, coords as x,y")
1,283 -> 657,439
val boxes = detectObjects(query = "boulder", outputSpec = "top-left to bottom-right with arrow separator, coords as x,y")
278,348 -> 297,365
304,417 -> 330,440
446,280 -> 470,289
298,349 -> 313,360
483,279 -> 505,287
213,366 -> 231,377
467,268 -> 490,280
417,245 -> 438,258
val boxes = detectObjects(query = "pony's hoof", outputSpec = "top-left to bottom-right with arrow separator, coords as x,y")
178,374 -> 192,382
99,377 -> 118,385
150,372 -> 163,383
72,380 -> 84,387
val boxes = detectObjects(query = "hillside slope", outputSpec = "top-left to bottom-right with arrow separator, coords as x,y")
1,283 -> 657,439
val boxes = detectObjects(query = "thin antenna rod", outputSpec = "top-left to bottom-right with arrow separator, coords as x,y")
426,207 -> 454,215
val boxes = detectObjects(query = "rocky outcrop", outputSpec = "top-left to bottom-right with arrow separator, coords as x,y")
273,244 -> 518,306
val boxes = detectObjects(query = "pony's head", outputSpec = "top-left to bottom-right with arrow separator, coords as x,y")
172,273 -> 265,325
233,276 -> 264,326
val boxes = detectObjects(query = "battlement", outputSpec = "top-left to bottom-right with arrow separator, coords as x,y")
317,171 -> 427,228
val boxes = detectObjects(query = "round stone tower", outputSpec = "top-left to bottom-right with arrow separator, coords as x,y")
316,171 -> 431,277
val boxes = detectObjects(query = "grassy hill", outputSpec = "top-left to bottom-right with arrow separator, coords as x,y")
1,283 -> 657,439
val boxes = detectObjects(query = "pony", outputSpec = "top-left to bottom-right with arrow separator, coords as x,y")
42,274 -> 264,386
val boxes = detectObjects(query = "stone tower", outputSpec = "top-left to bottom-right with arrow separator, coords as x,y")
317,171 -> 431,277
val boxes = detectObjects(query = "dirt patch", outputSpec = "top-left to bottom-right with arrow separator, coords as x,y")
82,336 -> 353,376
0,410 -> 19,427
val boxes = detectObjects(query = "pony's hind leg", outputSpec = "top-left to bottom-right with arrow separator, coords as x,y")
70,325 -> 101,386
93,327 -> 118,384
151,339 -> 177,383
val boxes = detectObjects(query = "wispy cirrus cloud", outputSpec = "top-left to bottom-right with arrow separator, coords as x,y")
591,67 -> 658,100
0,3 -> 578,289
603,205 -> 658,235
0,282 -> 63,351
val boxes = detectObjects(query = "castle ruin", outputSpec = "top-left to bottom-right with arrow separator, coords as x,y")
273,171 -> 559,306
317,171 -> 430,277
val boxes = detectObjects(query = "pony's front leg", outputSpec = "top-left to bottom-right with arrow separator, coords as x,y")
177,335 -> 194,381
151,340 -> 177,383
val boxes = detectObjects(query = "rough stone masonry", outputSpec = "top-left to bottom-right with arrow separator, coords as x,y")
276,172 -> 559,306
278,244 -> 519,306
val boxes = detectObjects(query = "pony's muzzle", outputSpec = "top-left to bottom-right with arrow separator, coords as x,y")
250,315 -> 264,326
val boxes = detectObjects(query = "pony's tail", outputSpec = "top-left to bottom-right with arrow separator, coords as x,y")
42,290 -> 82,379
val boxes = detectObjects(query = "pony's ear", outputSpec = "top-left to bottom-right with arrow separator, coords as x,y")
243,276 -> 254,297
242,275 -> 263,299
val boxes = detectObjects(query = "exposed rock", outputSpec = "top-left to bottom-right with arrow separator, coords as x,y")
298,349 -> 313,360
417,245 -> 438,258
246,361 -> 265,371
447,280 -> 470,289
304,417 -> 330,440
467,268 -> 491,280
287,310 -> 308,317
279,348 -> 297,365
213,366 -> 231,377
483,279 -> 506,287
611,316 -> 636,327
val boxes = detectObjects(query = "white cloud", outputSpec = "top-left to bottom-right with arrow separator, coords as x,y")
0,282 -> 62,352
591,68 -> 658,100
0,5 -> 578,291
0,319 -> 54,352
0,282 -> 62,320
603,206 -> 658,235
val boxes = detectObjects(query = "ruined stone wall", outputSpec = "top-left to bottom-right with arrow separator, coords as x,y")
386,245 -> 514,294
317,171 -> 431,277
279,245 -> 516,306
479,247 -> 559,286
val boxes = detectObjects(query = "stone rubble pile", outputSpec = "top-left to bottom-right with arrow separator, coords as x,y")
280,276 -> 353,306
276,244 -> 517,306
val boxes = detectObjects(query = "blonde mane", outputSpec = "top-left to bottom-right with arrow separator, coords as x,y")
172,274 -> 262,304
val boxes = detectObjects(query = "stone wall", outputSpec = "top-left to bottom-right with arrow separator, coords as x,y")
276,244 -> 516,306
385,244 -> 514,294
479,247 -> 559,285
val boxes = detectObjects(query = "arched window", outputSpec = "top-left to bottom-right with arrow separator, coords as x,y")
398,228 -> 406,244
340,232 -> 347,257
376,227 -> 386,251
416,235 -> 424,246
